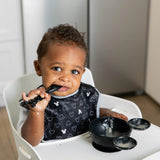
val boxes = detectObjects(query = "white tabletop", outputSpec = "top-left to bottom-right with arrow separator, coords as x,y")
35,124 -> 160,160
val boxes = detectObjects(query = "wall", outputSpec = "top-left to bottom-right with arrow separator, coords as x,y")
22,0 -> 88,73
0,0 -> 24,106
145,0 -> 160,104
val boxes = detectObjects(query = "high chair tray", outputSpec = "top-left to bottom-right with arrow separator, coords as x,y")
35,124 -> 160,160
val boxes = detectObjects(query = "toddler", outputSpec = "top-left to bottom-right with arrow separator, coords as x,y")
17,24 -> 128,146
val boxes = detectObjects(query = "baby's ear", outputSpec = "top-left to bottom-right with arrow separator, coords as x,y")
34,60 -> 41,76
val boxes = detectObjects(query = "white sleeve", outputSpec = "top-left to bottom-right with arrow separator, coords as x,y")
17,106 -> 29,135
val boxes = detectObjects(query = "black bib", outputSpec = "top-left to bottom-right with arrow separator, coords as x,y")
43,83 -> 99,141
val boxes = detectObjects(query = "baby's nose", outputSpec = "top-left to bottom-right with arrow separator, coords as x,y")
59,74 -> 70,82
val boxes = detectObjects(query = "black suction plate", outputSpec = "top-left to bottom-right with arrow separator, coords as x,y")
92,142 -> 120,152
113,136 -> 137,150
128,118 -> 151,130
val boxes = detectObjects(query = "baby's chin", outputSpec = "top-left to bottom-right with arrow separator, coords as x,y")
51,90 -> 76,97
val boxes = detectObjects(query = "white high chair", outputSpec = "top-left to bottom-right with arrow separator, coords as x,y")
3,68 -> 142,160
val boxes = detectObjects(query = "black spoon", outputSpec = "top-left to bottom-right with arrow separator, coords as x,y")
19,84 -> 62,109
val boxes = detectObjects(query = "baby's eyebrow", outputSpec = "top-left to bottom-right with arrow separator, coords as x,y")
49,62 -> 62,65
49,62 -> 83,71
74,65 -> 83,71
48,62 -> 63,67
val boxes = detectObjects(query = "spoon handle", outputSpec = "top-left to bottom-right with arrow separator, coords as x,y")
19,84 -> 61,109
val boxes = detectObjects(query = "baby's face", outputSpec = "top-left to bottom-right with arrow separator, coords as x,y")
34,43 -> 86,97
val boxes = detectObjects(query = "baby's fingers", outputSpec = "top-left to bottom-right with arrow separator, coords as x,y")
34,93 -> 51,111
22,92 -> 30,101
26,88 -> 45,100
120,114 -> 128,121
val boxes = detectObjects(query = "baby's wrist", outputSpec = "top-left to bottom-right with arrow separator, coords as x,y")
29,109 -> 45,115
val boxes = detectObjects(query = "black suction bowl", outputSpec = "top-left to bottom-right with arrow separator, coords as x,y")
128,118 -> 151,130
89,117 -> 132,152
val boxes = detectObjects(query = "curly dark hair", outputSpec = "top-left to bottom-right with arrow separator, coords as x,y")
37,24 -> 87,61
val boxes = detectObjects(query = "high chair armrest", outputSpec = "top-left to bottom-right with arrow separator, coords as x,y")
99,93 -> 142,119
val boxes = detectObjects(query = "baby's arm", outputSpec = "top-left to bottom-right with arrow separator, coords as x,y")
100,108 -> 128,121
21,88 -> 51,146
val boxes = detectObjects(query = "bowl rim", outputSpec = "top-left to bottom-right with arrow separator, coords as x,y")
89,117 -> 132,137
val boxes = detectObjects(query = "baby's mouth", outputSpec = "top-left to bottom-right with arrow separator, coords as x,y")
46,84 -> 62,93
58,86 -> 69,92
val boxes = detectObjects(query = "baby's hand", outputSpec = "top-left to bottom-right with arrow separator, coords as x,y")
100,108 -> 128,121
22,88 -> 51,112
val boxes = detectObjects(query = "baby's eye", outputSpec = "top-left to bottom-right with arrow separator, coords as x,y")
71,70 -> 79,75
53,67 -> 61,72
